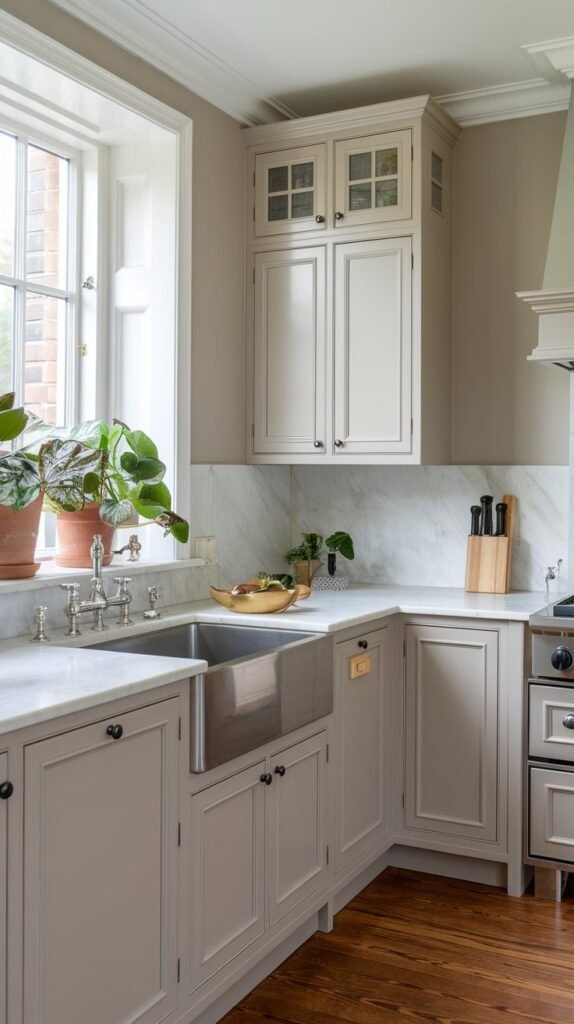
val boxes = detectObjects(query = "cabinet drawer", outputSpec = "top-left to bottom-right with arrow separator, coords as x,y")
529,684 -> 574,761
530,766 -> 574,862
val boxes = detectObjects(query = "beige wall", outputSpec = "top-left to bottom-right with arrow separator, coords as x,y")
0,0 -> 246,464
452,112 -> 569,465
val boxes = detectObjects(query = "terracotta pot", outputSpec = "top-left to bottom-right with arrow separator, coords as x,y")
0,494 -> 43,579
291,559 -> 322,587
55,504 -> 115,568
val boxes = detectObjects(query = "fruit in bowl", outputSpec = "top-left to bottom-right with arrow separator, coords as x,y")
209,575 -> 310,614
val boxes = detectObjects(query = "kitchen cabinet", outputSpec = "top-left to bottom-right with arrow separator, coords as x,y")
253,246 -> 326,455
244,95 -> 459,464
403,623 -> 499,844
335,627 -> 391,874
252,237 -> 411,457
255,144 -> 327,237
334,129 -> 412,227
23,699 -> 180,1024
187,731 -> 328,994
0,753 -> 9,1024
333,236 -> 412,454
529,766 -> 574,863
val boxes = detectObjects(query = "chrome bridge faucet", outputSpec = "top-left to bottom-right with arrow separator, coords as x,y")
61,534 -> 133,636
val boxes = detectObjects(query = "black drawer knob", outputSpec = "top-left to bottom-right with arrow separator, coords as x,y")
106,724 -> 123,740
260,773 -> 272,786
358,640 -> 368,649
0,781 -> 13,800
274,765 -> 286,777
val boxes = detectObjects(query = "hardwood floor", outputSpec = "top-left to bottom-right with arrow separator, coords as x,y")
220,867 -> 574,1024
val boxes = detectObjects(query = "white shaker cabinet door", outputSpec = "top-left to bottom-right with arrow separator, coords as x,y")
335,629 -> 389,873
188,761 -> 266,991
267,732 -> 328,927
253,247 -> 327,455
23,700 -> 180,1024
333,236 -> 412,455
0,752 -> 8,1024
404,624 -> 499,843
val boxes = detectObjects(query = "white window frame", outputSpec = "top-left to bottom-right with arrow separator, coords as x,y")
0,121 -> 81,426
0,9 -> 193,564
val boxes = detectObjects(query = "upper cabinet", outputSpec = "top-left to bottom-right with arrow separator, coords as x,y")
255,144 -> 327,236
334,129 -> 412,227
243,96 -> 460,465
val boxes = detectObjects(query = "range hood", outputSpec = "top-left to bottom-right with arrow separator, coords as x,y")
518,83 -> 574,369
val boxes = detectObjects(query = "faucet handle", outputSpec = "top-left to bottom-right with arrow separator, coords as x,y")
144,585 -> 161,620
31,606 -> 50,644
113,576 -> 132,594
61,582 -> 80,598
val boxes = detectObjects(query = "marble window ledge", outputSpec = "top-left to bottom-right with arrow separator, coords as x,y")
0,558 -> 208,596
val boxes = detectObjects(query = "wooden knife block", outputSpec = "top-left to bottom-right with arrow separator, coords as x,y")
465,495 -> 515,594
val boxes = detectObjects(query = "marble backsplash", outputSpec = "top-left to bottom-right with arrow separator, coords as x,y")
291,465 -> 569,592
0,462 -> 567,641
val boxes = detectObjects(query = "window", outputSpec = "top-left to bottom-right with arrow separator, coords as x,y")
0,129 -> 78,427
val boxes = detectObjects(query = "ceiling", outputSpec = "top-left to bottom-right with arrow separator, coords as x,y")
49,0 -> 574,125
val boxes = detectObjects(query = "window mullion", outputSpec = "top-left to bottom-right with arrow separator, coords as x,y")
13,134 -> 27,404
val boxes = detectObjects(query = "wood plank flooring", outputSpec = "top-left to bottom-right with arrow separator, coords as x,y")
220,867 -> 574,1024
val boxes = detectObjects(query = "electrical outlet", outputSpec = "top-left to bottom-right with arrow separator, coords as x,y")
194,536 -> 216,563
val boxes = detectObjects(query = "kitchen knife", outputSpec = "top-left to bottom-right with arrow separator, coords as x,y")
480,495 -> 493,535
470,505 -> 481,536
495,501 -> 508,537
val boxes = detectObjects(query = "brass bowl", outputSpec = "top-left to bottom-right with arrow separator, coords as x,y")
209,585 -> 303,614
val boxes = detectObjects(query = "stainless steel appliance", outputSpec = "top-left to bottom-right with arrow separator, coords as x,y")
528,601 -> 574,865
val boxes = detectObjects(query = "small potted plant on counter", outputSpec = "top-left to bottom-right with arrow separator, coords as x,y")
284,530 -> 355,587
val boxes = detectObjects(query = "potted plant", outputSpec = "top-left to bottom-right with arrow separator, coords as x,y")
0,392 -> 43,579
285,530 -> 355,586
36,419 -> 189,567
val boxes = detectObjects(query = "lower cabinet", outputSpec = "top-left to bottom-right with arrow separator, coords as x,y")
335,627 -> 390,873
403,623 -> 499,844
0,752 -> 8,1024
23,699 -> 180,1024
187,731 -> 328,993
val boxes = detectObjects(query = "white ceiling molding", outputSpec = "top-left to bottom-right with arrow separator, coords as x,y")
15,3 -> 574,129
436,78 -> 571,127
48,0 -> 294,125
522,37 -> 574,81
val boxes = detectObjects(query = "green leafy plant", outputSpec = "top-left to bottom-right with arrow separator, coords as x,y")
0,392 -> 40,512
0,391 -> 28,445
285,532 -> 323,564
325,531 -> 355,560
39,419 -> 189,544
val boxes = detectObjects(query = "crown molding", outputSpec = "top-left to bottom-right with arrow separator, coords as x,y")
522,37 -> 574,80
47,0 -> 294,125
436,78 -> 571,126
10,2 -> 574,129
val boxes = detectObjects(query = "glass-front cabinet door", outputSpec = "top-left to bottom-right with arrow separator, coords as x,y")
334,130 -> 412,227
254,144 -> 326,237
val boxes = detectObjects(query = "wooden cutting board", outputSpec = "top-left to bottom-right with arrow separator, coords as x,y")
465,494 -> 516,594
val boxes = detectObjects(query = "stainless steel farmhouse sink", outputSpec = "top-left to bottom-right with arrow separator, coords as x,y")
94,622 -> 333,772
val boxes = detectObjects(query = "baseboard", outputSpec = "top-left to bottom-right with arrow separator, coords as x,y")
189,915 -> 319,1024
388,844 -> 508,887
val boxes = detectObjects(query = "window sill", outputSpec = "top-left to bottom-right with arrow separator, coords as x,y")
0,558 -> 208,595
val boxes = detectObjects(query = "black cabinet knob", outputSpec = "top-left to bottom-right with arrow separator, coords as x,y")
0,781 -> 13,800
106,724 -> 124,740
315,215 -> 325,223
358,640 -> 368,649
260,772 -> 272,786
335,211 -> 344,220
551,646 -> 574,671
274,765 -> 286,777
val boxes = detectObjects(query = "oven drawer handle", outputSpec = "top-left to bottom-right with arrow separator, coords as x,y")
563,714 -> 574,730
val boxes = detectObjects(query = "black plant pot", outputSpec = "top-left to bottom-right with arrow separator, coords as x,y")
328,552 -> 336,576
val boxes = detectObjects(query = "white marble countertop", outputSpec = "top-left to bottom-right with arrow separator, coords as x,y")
0,645 -> 206,736
0,584 -> 551,737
